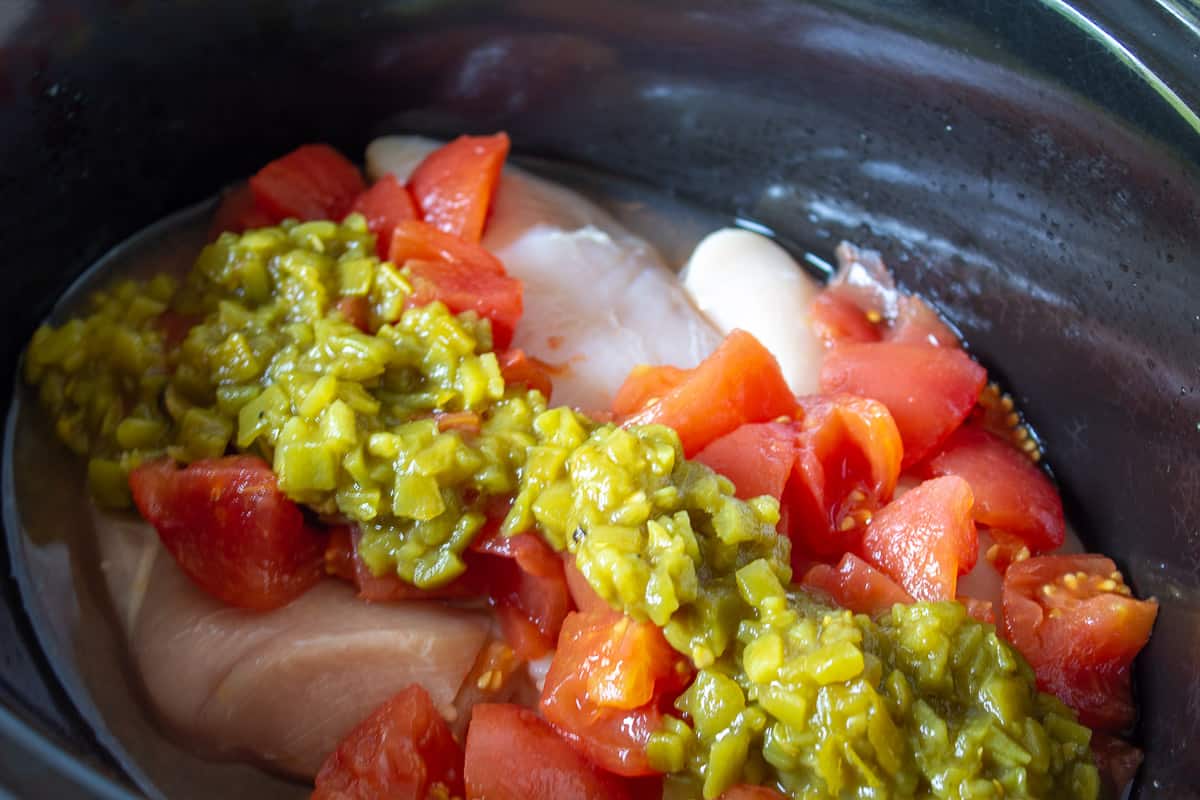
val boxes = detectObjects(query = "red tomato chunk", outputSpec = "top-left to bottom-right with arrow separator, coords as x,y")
785,395 -> 902,561
922,426 -> 1065,553
470,531 -> 572,661
404,258 -> 523,350
819,341 -> 986,468
129,456 -> 327,611
249,144 -> 365,222
859,475 -> 977,602
802,553 -> 913,616
465,704 -> 634,800
313,684 -> 464,800
349,173 -> 418,258
1002,554 -> 1157,731
409,133 -> 510,244
622,330 -> 795,457
541,611 -> 691,777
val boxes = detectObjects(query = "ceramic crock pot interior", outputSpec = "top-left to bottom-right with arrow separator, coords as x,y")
1,1 -> 1197,798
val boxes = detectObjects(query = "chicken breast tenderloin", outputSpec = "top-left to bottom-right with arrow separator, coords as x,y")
96,510 -> 495,778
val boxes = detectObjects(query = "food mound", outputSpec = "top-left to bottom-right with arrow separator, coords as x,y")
21,134 -> 1156,800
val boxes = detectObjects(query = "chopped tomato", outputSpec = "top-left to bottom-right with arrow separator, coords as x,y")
922,426 -> 1065,553
802,553 -> 912,615
348,173 -> 418,258
313,684 -> 463,800
889,295 -> 958,348
404,259 -> 523,349
718,786 -> 790,800
612,365 -> 691,417
387,219 -> 506,276
819,341 -> 986,467
960,596 -> 995,625
334,295 -> 371,333
541,611 -> 691,776
624,330 -> 796,457
248,144 -> 364,222
129,456 -> 327,611
563,558 -> 610,614
1002,555 -> 1158,731
498,348 -> 555,401
1091,733 -> 1144,796
785,395 -> 903,559
209,184 -> 273,238
465,704 -> 634,800
983,528 -> 1033,574
471,531 -> 571,660
859,476 -> 976,602
694,422 -> 798,503
810,291 -> 881,346
409,133 -> 510,244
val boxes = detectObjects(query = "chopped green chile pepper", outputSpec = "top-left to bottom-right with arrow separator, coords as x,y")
24,216 -> 1098,799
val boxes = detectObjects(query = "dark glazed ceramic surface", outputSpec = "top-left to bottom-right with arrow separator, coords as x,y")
0,2 -> 1197,798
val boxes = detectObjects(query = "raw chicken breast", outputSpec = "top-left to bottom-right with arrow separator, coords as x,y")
681,228 -> 825,396
96,510 -> 499,778
367,135 -> 722,411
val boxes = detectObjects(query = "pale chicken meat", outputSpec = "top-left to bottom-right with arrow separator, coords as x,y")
367,135 -> 723,411
96,510 -> 499,778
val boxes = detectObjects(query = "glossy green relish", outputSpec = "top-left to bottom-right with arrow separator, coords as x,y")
23,217 -> 1098,799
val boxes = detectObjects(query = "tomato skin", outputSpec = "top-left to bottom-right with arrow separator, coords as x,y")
563,558 -> 611,615
470,531 -> 571,661
349,173 -> 418,258
409,133 -> 510,244
313,684 -> 464,800
922,426 -> 1065,553
819,341 -> 986,467
404,259 -> 524,350
692,397 -> 901,569
387,219 -> 507,276
129,456 -> 327,611
249,144 -> 364,222
541,611 -> 691,777
1002,555 -> 1158,731
464,704 -> 633,800
624,330 -> 796,457
694,422 -> 798,503
889,295 -> 958,347
802,553 -> 912,616
810,291 -> 881,346
859,476 -> 977,602
718,786 -> 790,800
612,365 -> 691,417
498,348 -> 555,401
785,395 -> 903,560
